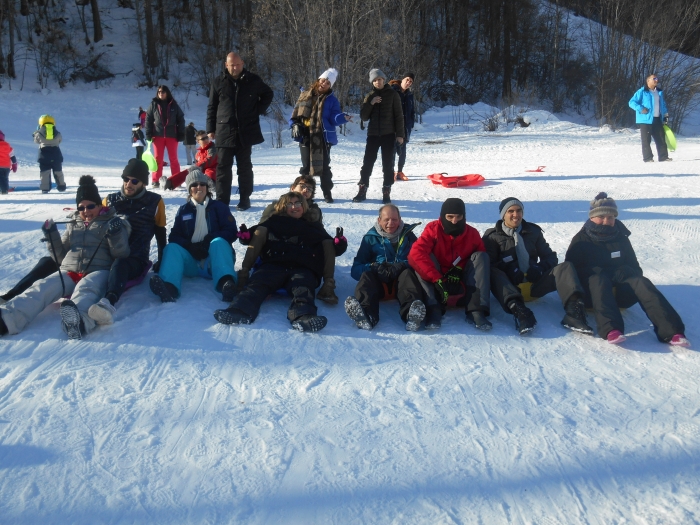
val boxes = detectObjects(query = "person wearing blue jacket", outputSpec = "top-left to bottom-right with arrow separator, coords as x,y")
289,68 -> 353,203
628,73 -> 671,163
345,204 -> 426,331
149,169 -> 238,303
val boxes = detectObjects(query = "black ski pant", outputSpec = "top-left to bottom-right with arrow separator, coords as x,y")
639,117 -> 669,162
216,139 -> 254,205
354,268 -> 424,324
583,272 -> 684,341
491,261 -> 584,312
299,142 -> 333,194
1,256 -> 57,301
106,256 -> 148,303
417,251 -> 491,315
229,264 -> 319,323
359,134 -> 396,188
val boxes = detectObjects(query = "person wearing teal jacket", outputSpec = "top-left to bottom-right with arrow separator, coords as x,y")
628,73 -> 670,163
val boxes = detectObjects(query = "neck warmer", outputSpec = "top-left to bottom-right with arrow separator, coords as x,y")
502,223 -> 530,274
441,217 -> 466,237
122,187 -> 146,200
374,219 -> 404,244
583,219 -> 620,243
191,197 -> 209,243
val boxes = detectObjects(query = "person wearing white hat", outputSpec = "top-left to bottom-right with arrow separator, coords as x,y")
289,68 -> 353,203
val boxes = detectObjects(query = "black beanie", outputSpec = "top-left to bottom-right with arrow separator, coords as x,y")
440,198 -> 467,237
76,175 -> 101,205
122,158 -> 150,185
403,72 -> 416,81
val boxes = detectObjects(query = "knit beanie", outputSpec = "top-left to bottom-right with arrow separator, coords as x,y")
0,130 -> 4,141
440,198 -> 467,237
122,158 -> 150,185
319,68 -> 338,87
403,72 -> 416,81
589,192 -> 618,219
369,68 -> 386,83
76,175 -> 101,205
499,197 -> 524,220
185,168 -> 211,191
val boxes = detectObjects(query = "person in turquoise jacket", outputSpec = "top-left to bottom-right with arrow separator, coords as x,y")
628,73 -> 670,163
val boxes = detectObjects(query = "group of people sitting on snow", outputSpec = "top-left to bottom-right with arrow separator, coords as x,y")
0,158 -> 689,348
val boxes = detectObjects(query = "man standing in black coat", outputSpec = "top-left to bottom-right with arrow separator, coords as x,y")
206,52 -> 274,210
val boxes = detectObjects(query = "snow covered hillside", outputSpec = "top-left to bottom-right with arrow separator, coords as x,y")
1,89 -> 699,524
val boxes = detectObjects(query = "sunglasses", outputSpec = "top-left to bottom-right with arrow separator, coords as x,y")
122,177 -> 141,185
190,182 -> 209,188
77,204 -> 98,212
197,137 -> 210,142
286,201 -> 303,209
652,77 -> 658,81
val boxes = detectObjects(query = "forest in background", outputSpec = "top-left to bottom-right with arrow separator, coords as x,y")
1,0 -> 700,130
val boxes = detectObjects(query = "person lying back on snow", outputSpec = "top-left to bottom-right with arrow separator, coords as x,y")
214,191 -> 341,332
0,176 -> 130,340
565,192 -> 689,347
482,197 -> 591,336
345,204 -> 426,331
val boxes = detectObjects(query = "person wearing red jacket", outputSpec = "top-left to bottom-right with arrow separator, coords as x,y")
162,131 -> 218,190
408,198 -> 491,330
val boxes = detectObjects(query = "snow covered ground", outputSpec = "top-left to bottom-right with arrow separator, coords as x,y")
1,88 -> 700,524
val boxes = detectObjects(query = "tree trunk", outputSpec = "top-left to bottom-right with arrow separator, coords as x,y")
144,0 -> 159,70
91,0 -> 103,42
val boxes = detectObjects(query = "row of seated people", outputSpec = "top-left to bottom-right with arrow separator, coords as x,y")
0,159 -> 690,347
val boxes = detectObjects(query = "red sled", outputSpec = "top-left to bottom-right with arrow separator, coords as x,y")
428,173 -> 485,188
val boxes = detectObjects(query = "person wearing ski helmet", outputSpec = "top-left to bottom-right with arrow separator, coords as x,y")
33,114 -> 66,193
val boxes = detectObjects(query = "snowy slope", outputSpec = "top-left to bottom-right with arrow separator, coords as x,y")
1,89 -> 699,524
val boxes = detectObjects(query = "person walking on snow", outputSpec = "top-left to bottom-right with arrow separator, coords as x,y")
390,73 -> 415,181
290,68 -> 353,204
353,68 -> 405,204
33,115 -> 66,193
628,73 -> 671,163
145,84 -> 185,187
0,130 -> 18,195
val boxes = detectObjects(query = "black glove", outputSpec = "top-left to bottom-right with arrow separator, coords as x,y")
41,219 -> 57,237
291,123 -> 305,140
663,116 -> 669,125
442,266 -> 463,295
152,260 -> 161,273
334,227 -> 347,255
188,241 -> 209,261
526,264 -> 544,283
376,262 -> 407,283
613,264 -> 638,283
105,217 -> 123,238
434,279 -> 449,305
505,263 -> 524,285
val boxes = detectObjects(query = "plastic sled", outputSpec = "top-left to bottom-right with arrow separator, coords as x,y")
427,173 -> 485,188
126,260 -> 153,289
525,166 -> 546,172
142,140 -> 158,171
663,125 -> 676,152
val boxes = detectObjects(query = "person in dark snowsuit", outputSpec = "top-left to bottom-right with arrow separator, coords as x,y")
565,192 -> 689,347
206,52 -> 274,210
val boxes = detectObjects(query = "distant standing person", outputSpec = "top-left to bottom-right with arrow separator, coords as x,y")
145,85 -> 185,188
131,123 -> 146,160
138,107 -> 146,129
353,69 -> 404,204
628,73 -> 671,163
0,130 -> 18,195
289,68 -> 353,203
33,114 -> 66,193
390,73 -> 415,181
184,122 -> 197,164
206,52 -> 274,210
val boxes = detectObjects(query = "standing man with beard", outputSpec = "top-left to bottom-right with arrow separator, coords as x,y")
207,52 -> 274,210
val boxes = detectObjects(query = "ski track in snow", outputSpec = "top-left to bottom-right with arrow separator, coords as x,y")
1,88 -> 700,524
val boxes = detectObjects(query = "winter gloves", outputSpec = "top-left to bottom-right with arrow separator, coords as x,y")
104,217 -> 124,238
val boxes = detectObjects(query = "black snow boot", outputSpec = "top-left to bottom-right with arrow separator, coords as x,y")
352,184 -> 368,203
561,298 -> 593,334
382,186 -> 391,204
150,275 -> 178,303
219,276 -> 237,302
405,300 -> 426,331
214,307 -> 253,325
509,300 -> 537,335
0,312 -> 8,336
425,305 -> 442,330
323,191 -> 334,203
291,314 -> 328,332
345,296 -> 375,330
466,310 -> 492,331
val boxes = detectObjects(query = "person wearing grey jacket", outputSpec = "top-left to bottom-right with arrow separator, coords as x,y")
0,176 -> 131,340
353,68 -> 405,204
33,114 -> 66,193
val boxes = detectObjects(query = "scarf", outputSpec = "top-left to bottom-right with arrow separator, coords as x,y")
191,197 -> 209,243
292,89 -> 328,176
374,220 -> 405,263
502,223 -> 530,274
583,219 -> 620,243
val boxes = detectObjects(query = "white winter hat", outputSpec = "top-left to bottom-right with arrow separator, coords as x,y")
319,68 -> 338,87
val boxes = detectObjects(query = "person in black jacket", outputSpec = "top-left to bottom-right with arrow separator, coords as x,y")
390,73 -> 415,181
184,122 -> 197,164
565,193 -> 689,347
483,197 -> 592,335
206,52 -> 274,210
145,85 -> 185,187
214,192 -> 333,332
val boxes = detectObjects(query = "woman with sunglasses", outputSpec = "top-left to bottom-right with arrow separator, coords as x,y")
149,170 -> 238,303
0,176 -> 131,340
214,192 -> 332,332
145,85 -> 186,187
628,73 -> 671,163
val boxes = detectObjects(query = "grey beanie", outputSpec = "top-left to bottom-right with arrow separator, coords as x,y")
369,68 -> 386,83
589,192 -> 618,219
185,168 -> 211,191
499,197 -> 524,220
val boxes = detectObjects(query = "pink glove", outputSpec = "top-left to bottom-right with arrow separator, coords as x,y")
11,162 -> 18,173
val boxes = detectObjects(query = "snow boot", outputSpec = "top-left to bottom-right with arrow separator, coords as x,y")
466,310 -> 492,331
150,274 -> 177,303
345,296 -> 375,330
0,312 -> 8,336
607,329 -> 626,344
561,298 -> 593,334
395,171 -> 408,181
509,300 -> 537,335
214,307 -> 253,325
323,191 -> 333,203
220,276 -> 237,302
382,186 -> 392,204
54,171 -> 66,192
317,278 -> 338,305
292,314 -> 327,332
425,305 -> 442,330
60,300 -> 84,340
160,175 -> 170,190
236,197 -> 251,211
352,184 -> 367,203
40,170 -> 52,193
88,297 -> 117,325
668,334 -> 690,347
405,300 -> 426,331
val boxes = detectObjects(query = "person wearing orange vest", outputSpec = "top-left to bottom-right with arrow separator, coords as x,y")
0,130 -> 18,195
